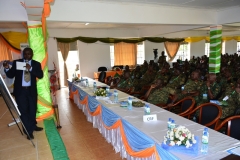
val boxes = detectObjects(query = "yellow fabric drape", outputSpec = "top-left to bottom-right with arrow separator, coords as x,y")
164,42 -> 180,61
185,36 -> 240,43
58,42 -> 70,86
114,42 -> 137,66
0,38 -> 12,61
1,31 -> 27,50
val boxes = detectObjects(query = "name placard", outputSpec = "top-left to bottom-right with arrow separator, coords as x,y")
143,114 -> 157,122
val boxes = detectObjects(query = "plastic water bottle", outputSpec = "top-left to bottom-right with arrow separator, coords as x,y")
201,128 -> 209,154
144,104 -> 151,115
128,97 -> 132,110
106,86 -> 110,94
86,79 -> 89,87
93,82 -> 97,91
167,118 -> 172,130
170,119 -> 176,130
113,90 -> 118,103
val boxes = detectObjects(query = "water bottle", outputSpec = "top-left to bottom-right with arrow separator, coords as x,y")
170,120 -> 176,130
144,104 -> 151,115
93,82 -> 97,91
86,79 -> 89,87
167,118 -> 172,130
113,90 -> 118,103
128,97 -> 132,110
201,130 -> 209,154
106,86 -> 110,94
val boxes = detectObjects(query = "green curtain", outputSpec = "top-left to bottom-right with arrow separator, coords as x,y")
56,36 -> 184,44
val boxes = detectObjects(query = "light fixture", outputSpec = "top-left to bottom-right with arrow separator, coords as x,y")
85,23 -> 89,25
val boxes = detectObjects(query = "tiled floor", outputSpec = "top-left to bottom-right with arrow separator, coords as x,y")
0,88 -> 122,160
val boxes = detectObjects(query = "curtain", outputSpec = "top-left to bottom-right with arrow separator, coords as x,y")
164,42 -> 180,61
0,38 -> 12,61
114,42 -> 137,67
58,42 -> 70,86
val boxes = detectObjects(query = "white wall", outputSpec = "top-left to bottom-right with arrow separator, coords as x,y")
225,40 -> 237,54
78,41 -> 111,78
47,38 -> 59,70
190,40 -> 205,58
144,41 -> 164,62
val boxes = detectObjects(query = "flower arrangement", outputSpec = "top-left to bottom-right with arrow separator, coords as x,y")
94,88 -> 107,97
164,126 -> 197,148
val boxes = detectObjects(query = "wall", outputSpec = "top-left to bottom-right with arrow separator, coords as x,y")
77,41 -> 111,78
190,40 -> 205,58
144,41 -> 164,62
47,38 -> 59,70
225,40 -> 237,54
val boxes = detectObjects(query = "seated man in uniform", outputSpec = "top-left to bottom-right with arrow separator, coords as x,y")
218,79 -> 240,120
116,71 -> 133,92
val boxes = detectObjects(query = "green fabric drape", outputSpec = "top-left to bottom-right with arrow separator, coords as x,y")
56,36 -> 184,44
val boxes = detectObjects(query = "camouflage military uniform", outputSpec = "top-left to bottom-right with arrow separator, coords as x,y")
132,71 -> 156,91
148,87 -> 175,105
177,79 -> 203,104
197,82 -> 221,106
167,74 -> 186,89
154,73 -> 170,85
117,78 -> 133,89
219,88 -> 240,119
140,66 -> 148,75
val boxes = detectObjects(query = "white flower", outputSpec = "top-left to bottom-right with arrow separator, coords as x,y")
179,136 -> 184,141
176,141 -> 181,146
169,141 -> 175,146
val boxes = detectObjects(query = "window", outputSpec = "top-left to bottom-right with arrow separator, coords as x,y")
109,42 -> 145,66
205,42 -> 210,57
222,41 -> 225,54
110,45 -> 114,67
58,41 -> 79,87
237,42 -> 240,55
168,43 -> 189,62
137,42 -> 145,65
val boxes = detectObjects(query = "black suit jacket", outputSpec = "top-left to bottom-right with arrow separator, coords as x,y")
5,59 -> 43,97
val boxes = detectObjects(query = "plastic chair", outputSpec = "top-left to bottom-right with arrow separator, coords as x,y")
162,97 -> 195,116
98,66 -> 107,72
182,103 -> 222,129
98,71 -> 106,83
215,115 -> 240,140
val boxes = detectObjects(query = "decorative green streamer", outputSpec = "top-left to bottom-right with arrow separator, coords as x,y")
28,24 -> 52,118
44,118 -> 69,160
56,36 -> 184,44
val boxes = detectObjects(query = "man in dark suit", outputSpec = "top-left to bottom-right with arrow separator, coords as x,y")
3,47 -> 44,140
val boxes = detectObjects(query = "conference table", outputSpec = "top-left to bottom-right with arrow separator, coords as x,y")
68,78 -> 240,160
93,70 -> 123,79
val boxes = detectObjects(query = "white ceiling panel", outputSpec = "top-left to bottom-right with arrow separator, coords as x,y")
24,0 -> 44,7
59,0 -> 240,10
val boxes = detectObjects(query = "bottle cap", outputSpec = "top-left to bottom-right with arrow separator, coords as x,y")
171,120 -> 175,123
128,96 -> 132,100
203,132 -> 208,136
94,82 -> 96,84
168,118 -> 172,121
204,128 -> 208,132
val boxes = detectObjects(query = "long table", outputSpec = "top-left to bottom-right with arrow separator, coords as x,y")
68,78 -> 240,160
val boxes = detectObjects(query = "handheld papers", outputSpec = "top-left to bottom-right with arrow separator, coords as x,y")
16,62 -> 27,70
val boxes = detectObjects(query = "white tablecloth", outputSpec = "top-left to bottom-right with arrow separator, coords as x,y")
70,78 -> 240,160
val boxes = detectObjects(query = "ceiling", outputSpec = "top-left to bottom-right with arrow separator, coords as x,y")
59,0 -> 240,10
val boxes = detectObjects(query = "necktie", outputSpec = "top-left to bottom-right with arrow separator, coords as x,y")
24,60 -> 30,82
24,71 -> 30,82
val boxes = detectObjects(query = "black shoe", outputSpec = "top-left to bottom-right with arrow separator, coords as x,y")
27,134 -> 34,140
34,126 -> 43,131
